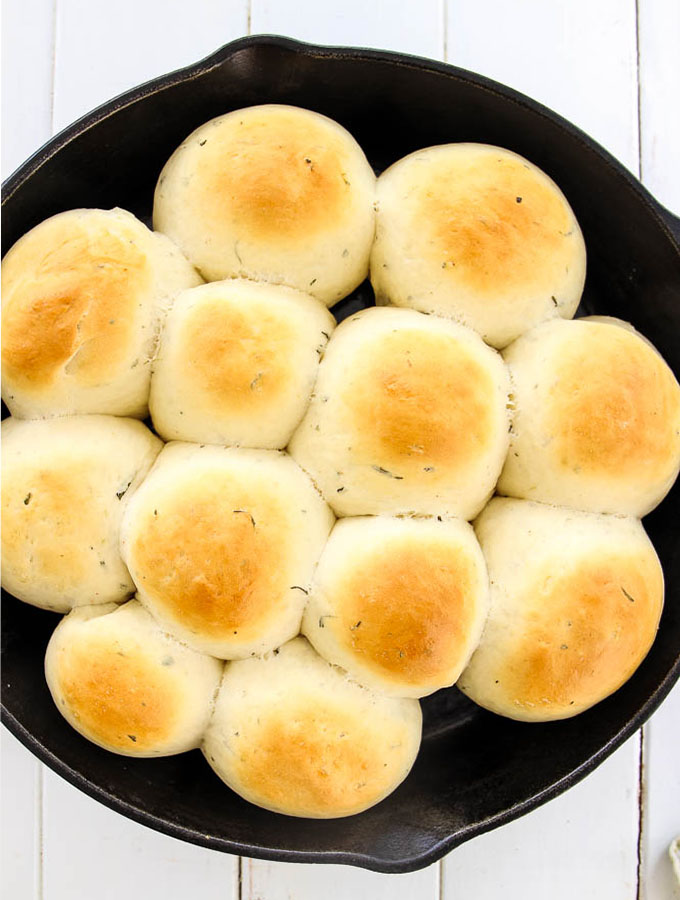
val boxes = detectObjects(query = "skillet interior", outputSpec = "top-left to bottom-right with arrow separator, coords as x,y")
2,35 -> 680,873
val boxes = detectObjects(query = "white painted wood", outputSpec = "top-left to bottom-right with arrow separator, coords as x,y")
0,731 -> 41,900
250,0 -> 445,59
640,685 -> 680,900
52,0 -> 250,133
638,0 -> 680,211
446,0 -> 640,172
2,2 -> 679,898
1,0 -> 55,177
443,735 -> 641,899
243,858 -> 439,899
41,766 -> 239,900
637,4 -> 680,897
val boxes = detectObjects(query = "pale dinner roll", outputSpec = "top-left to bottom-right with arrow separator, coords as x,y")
153,104 -> 376,305
149,279 -> 336,448
288,306 -> 510,519
371,143 -> 586,348
303,515 -> 489,698
1,416 -> 162,612
1,207 -> 202,419
45,600 -> 223,756
458,498 -> 665,721
120,443 -> 334,658
202,637 -> 422,818
498,317 -> 680,516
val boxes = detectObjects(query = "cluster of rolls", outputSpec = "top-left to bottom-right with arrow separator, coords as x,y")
2,104 -> 680,820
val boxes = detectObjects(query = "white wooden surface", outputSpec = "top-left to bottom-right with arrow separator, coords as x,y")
1,1 -> 679,897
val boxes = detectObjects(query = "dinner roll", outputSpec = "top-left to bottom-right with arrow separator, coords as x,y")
1,207 -> 201,419
1,416 -> 162,612
149,279 -> 336,448
371,143 -> 586,348
498,317 -> 680,516
303,515 -> 489,698
153,104 -> 376,305
458,498 -> 664,721
288,306 -> 510,519
120,443 -> 334,658
45,600 -> 223,756
202,637 -> 422,818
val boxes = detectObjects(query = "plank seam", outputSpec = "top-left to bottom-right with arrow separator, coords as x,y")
637,728 -> 647,900
635,0 -> 643,181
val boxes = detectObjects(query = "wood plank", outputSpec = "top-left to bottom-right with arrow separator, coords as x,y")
637,4 -> 680,897
446,0 -> 640,172
640,685 -> 680,900
52,0 -> 250,133
1,0 -> 55,176
243,858 -> 439,900
2,5 -> 54,895
638,0 -> 680,210
250,0 -> 445,59
443,736 -> 642,899
0,732 -> 42,900
41,767 -> 239,900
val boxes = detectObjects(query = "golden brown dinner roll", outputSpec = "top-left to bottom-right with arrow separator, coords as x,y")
45,600 -> 223,756
1,207 -> 202,419
149,279 -> 336,448
202,637 -> 422,817
458,498 -> 665,721
288,306 -> 510,519
120,443 -> 334,658
303,515 -> 489,698
153,105 -> 376,305
498,317 -> 680,516
1,416 -> 162,612
371,143 -> 586,348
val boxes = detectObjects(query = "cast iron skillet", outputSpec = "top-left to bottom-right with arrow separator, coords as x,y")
2,35 -> 680,874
